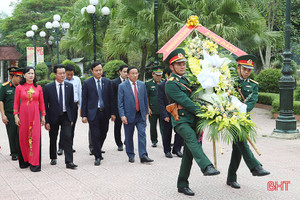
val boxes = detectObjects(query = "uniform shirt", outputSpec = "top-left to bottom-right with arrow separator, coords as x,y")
55,80 -> 66,112
237,78 -> 259,112
0,81 -> 16,113
145,78 -> 162,115
65,76 -> 82,106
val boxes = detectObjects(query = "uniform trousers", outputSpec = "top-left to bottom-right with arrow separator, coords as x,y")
149,113 -> 163,144
5,112 -> 18,156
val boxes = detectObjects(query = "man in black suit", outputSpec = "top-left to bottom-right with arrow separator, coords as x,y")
81,62 -> 116,166
111,65 -> 128,151
157,67 -> 184,158
44,64 -> 77,169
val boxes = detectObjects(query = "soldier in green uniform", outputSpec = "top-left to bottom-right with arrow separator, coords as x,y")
165,49 -> 220,196
226,55 -> 270,189
0,67 -> 23,160
145,66 -> 163,147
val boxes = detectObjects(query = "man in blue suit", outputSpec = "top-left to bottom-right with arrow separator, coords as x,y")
118,66 -> 153,163
157,67 -> 184,158
44,64 -> 77,169
81,62 -> 116,166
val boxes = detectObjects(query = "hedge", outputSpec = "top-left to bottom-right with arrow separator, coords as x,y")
37,79 -> 52,90
271,99 -> 300,115
257,92 -> 279,105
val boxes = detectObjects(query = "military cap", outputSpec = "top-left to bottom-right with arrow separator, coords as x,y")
236,54 -> 257,70
152,66 -> 163,75
9,67 -> 23,76
165,48 -> 187,65
8,66 -> 18,75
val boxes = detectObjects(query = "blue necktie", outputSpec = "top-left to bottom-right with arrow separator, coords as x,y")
59,83 -> 63,114
97,80 -> 104,108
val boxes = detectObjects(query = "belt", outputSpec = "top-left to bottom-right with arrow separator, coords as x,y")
98,108 -> 105,111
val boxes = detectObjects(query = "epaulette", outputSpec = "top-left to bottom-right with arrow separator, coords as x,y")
168,77 -> 174,81
2,81 -> 9,86
249,79 -> 259,84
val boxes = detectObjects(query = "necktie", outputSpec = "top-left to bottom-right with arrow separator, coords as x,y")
133,82 -> 140,112
59,83 -> 63,114
97,79 -> 104,108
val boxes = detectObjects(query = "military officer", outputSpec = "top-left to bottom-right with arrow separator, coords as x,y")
0,67 -> 23,160
165,49 -> 220,196
227,55 -> 270,189
145,66 -> 164,147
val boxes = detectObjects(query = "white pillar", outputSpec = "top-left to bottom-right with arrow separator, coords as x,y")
0,60 -> 3,83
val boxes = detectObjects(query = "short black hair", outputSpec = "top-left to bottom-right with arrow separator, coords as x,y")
53,64 -> 66,73
66,64 -> 75,72
127,66 -> 138,74
166,67 -> 172,76
91,62 -> 102,70
119,64 -> 128,71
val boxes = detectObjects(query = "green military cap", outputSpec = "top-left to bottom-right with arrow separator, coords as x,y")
152,66 -> 163,75
165,48 -> 187,65
8,66 -> 18,75
236,54 -> 257,70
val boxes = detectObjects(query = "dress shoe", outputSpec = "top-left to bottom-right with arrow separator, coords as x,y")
251,165 -> 270,176
129,157 -> 135,163
72,149 -> 76,153
117,145 -> 123,151
165,152 -> 173,158
11,155 -> 18,161
140,156 -> 154,163
101,150 -> 106,153
227,181 -> 241,189
152,143 -> 157,147
173,151 -> 183,157
57,149 -> 63,155
203,164 -> 220,176
178,187 -> 195,196
50,159 -> 57,165
66,162 -> 78,169
94,158 -> 101,166
89,151 -> 93,156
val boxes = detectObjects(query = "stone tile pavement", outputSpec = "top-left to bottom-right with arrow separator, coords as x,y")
0,107 -> 299,199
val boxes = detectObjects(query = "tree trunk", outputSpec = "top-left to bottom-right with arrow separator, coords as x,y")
140,45 -> 148,81
264,45 -> 272,69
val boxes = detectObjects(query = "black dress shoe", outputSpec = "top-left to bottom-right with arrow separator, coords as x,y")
94,158 -> 101,166
227,181 -> 241,189
203,165 -> 220,176
117,145 -> 123,151
129,157 -> 135,163
165,152 -> 173,158
173,151 -> 183,157
251,165 -> 270,176
50,159 -> 57,165
140,156 -> 154,163
89,151 -> 93,155
11,155 -> 18,161
72,149 -> 76,153
152,143 -> 157,147
57,149 -> 63,155
178,187 -> 195,196
101,150 -> 106,153
66,162 -> 78,169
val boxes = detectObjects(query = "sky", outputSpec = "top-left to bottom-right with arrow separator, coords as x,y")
0,0 -> 19,17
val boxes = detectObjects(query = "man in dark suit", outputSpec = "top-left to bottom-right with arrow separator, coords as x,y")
44,64 -> 77,169
111,65 -> 128,151
157,67 -> 184,158
118,66 -> 153,163
81,62 -> 116,166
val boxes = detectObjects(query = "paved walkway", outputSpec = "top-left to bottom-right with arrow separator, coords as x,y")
0,107 -> 299,199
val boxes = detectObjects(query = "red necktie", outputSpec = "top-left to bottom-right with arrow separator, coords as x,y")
133,82 -> 140,112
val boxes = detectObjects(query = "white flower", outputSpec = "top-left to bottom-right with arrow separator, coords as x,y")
197,68 -> 221,89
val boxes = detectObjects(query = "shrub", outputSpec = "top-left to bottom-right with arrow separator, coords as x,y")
62,59 -> 82,77
258,92 -> 279,105
37,79 -> 52,90
35,62 -> 48,81
103,60 -> 127,80
255,68 -> 281,93
50,72 -> 56,80
271,99 -> 300,115
294,86 -> 300,101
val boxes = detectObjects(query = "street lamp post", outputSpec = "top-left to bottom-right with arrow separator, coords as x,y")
273,0 -> 299,138
45,15 -> 70,64
26,25 -> 46,67
154,0 -> 159,68
81,0 -> 110,62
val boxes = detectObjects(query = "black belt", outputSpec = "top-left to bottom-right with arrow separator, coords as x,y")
98,108 -> 105,111
59,112 -> 67,116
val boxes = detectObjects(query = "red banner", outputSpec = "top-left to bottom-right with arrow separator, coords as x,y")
158,24 -> 247,60
157,25 -> 194,60
195,26 -> 247,57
